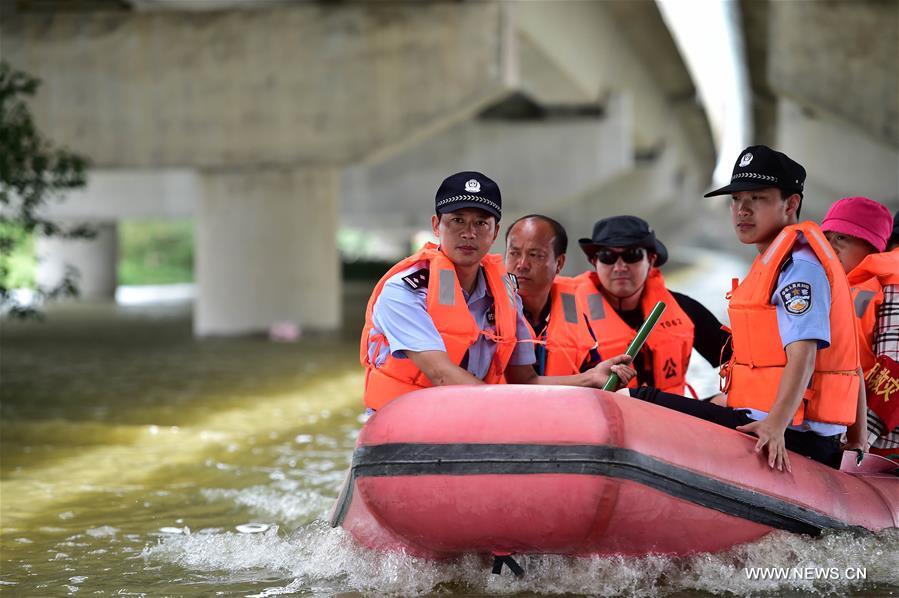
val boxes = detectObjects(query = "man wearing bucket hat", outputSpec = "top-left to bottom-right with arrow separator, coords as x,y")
632,145 -> 865,472
574,215 -> 731,397
823,199 -> 899,459
359,171 -> 635,412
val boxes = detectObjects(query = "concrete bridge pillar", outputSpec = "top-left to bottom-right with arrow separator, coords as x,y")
35,222 -> 118,300
195,167 -> 340,336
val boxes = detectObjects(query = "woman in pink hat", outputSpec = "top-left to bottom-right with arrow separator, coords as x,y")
821,196 -> 893,274
822,197 -> 898,458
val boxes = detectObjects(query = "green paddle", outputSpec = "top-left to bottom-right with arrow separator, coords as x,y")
601,301 -> 667,391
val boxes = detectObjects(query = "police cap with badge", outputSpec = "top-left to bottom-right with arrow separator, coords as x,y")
403,171 -> 503,291
704,145 -> 806,198
434,171 -> 502,221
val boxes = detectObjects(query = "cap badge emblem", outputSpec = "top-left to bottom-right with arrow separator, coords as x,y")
464,179 -> 481,193
739,152 -> 753,167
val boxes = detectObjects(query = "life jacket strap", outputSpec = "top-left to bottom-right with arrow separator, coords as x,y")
719,358 -> 734,393
478,327 -> 544,346
685,381 -> 699,400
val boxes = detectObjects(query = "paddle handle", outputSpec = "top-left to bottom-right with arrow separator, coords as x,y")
601,301 -> 667,391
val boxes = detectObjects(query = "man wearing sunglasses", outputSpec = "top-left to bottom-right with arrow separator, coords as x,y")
504,214 -> 601,376
359,171 -> 636,413
575,215 -> 731,396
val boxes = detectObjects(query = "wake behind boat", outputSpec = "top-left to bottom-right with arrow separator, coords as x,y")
330,385 -> 898,568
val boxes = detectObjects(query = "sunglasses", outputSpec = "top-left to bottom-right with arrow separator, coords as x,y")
594,247 -> 646,265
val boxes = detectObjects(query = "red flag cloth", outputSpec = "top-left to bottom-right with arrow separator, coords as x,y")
866,355 -> 899,430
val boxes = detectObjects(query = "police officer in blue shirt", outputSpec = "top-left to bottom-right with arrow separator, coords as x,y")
361,171 -> 636,411
630,147 -> 865,471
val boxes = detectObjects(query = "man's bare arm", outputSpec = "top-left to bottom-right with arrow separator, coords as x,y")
504,355 -> 635,389
736,339 -> 817,472
405,350 -> 484,386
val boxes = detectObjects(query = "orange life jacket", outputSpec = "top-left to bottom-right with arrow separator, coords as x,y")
575,269 -> 695,394
523,276 -> 597,376
360,243 -> 519,410
723,221 -> 860,425
847,249 -> 899,372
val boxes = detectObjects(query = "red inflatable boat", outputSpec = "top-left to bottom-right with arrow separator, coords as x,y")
330,385 -> 898,564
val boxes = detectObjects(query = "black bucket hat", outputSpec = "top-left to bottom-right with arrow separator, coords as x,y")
578,215 -> 668,267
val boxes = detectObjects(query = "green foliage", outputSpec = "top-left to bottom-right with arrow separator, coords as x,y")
0,61 -> 90,317
118,220 -> 194,285
0,220 -> 36,289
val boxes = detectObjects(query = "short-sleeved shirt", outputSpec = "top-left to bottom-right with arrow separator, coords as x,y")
770,240 -> 831,349
369,262 -> 536,379
742,236 -> 845,436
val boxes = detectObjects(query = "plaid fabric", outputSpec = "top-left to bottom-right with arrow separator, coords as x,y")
868,284 -> 899,452
874,284 -> 899,359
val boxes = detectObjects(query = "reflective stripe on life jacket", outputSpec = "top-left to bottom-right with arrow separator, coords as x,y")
847,249 -> 899,372
360,243 -> 519,410
523,276 -> 597,376
724,221 -> 860,425
575,269 -> 694,394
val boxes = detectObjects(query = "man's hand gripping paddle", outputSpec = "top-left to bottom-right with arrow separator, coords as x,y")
602,301 -> 667,391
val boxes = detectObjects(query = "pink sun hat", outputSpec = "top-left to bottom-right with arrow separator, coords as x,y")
821,196 -> 893,252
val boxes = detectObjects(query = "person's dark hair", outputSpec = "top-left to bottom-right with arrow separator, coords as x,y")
780,188 -> 803,218
888,210 -> 899,251
505,214 -> 568,257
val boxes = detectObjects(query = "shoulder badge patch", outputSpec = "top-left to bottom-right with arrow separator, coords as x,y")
780,281 -> 812,315
402,268 -> 429,290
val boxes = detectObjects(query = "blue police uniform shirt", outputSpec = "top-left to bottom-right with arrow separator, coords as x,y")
742,235 -> 845,436
369,262 -> 536,378
771,241 -> 831,350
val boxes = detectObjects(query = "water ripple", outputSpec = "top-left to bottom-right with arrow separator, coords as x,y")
145,522 -> 899,597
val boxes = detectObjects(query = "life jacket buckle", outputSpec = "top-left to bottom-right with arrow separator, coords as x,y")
719,360 -> 733,393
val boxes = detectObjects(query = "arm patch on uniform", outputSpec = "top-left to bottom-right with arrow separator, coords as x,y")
780,282 -> 812,315
402,268 -> 429,290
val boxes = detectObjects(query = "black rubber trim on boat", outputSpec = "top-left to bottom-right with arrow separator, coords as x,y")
329,468 -> 355,528
344,443 -> 862,536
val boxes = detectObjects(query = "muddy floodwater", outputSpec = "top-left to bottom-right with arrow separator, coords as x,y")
2,269 -> 898,596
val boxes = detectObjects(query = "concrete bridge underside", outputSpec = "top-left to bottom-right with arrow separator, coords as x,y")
3,0 -> 716,335
740,0 -> 899,220
5,1 -> 895,335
